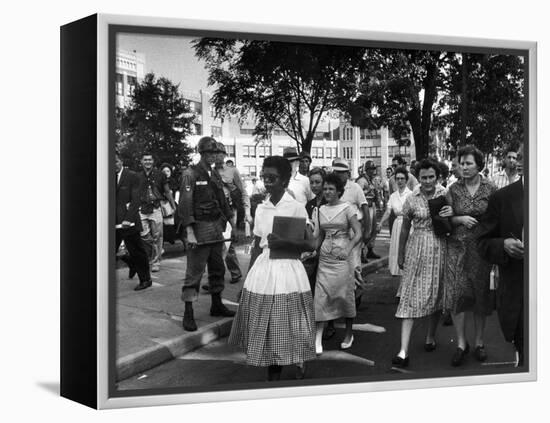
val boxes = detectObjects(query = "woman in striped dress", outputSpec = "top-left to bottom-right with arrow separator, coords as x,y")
229,156 -> 317,381
391,158 -> 453,368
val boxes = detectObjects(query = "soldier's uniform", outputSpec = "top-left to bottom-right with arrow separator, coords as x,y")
356,162 -> 379,254
179,159 -> 233,302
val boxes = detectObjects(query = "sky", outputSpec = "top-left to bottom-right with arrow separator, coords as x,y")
117,33 -> 210,93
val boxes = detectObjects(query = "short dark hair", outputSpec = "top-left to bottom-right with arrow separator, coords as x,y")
226,159 -> 234,164
141,151 -> 154,159
417,158 -> 441,178
262,156 -> 292,188
393,166 -> 409,181
324,172 -> 346,197
392,154 -> 405,165
457,144 -> 485,171
309,167 -> 326,180
438,161 -> 449,180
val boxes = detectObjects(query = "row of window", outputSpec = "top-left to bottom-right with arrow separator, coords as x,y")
344,145 -> 410,160
342,127 -> 383,141
115,73 -> 137,97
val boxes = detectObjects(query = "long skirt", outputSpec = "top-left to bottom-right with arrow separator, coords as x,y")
228,249 -> 316,367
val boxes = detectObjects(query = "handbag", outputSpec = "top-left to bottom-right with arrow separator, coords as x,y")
427,196 -> 452,237
160,200 -> 174,218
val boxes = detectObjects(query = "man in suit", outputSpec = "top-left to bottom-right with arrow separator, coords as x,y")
477,144 -> 525,366
116,155 -> 152,291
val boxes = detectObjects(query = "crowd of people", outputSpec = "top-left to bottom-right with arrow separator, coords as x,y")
115,136 -> 525,381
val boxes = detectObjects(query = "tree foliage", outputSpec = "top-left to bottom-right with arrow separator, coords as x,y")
347,49 -> 451,159
193,38 -> 365,154
436,53 -> 524,157
115,73 -> 195,171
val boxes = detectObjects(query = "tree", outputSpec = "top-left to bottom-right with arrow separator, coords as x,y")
116,73 -> 195,171
193,38 -> 365,154
347,49 -> 451,159
438,53 -> 524,156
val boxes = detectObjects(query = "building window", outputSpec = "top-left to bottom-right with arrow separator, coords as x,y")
311,147 -> 324,159
225,145 -> 235,157
313,131 -> 326,140
257,145 -> 271,158
244,166 -> 257,176
240,127 -> 255,135
210,104 -> 217,118
243,145 -> 256,158
126,75 -> 137,96
193,123 -> 202,136
187,100 -> 202,115
211,126 -> 222,138
343,147 -> 353,160
115,73 -> 124,96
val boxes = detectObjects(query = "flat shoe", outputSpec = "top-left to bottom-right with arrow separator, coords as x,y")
340,335 -> 354,350
474,345 -> 488,362
451,343 -> 470,367
315,345 -> 323,356
424,342 -> 437,352
134,280 -> 152,291
391,355 -> 409,368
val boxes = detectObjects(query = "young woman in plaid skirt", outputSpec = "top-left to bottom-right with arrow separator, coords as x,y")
228,156 -> 317,381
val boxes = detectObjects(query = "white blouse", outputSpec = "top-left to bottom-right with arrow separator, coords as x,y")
387,187 -> 412,217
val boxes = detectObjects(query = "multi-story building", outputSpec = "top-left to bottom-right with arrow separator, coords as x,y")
115,50 -> 145,108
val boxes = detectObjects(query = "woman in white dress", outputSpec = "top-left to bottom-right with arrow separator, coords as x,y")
229,156 -> 317,381
377,167 -> 412,277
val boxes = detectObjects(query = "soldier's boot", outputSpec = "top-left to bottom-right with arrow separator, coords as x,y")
182,302 -> 198,332
210,293 -> 236,317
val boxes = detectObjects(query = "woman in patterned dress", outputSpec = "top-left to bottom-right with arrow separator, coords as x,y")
313,173 -> 363,354
228,156 -> 317,381
392,159 -> 453,368
377,167 -> 412,278
444,145 -> 497,366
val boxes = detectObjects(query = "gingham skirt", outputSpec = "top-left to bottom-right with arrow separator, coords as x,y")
228,250 -> 316,367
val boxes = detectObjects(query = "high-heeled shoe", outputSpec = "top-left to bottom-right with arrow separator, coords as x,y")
340,335 -> 354,350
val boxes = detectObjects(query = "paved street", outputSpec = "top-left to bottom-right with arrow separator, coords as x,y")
118,262 -> 519,391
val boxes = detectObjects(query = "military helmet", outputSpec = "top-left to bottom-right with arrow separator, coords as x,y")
215,142 -> 227,154
197,136 -> 218,154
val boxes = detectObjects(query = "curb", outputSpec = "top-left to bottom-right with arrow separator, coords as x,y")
116,256 -> 389,382
116,317 -> 233,382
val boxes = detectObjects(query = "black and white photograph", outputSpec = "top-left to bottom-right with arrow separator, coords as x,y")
8,0 -> 549,420
109,23 -> 532,398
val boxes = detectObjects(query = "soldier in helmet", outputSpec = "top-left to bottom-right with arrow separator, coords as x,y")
356,160 -> 381,261
178,136 -> 236,331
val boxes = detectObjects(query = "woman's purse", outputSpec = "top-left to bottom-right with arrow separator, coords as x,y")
427,196 -> 452,237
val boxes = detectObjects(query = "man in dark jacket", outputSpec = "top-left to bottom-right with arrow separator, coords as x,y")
115,155 -> 151,291
178,137 -> 236,331
477,145 -> 525,366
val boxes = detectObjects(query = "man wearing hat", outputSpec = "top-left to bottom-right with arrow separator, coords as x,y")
178,136 -> 236,332
299,151 -> 312,176
331,158 -> 372,305
356,160 -> 381,260
284,146 -> 314,205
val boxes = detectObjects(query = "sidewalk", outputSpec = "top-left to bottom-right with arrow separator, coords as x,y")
116,232 -> 391,382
